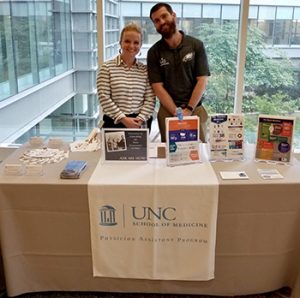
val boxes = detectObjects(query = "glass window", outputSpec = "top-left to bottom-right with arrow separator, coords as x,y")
258,6 -> 276,20
183,4 -> 202,18
15,95 -> 99,144
106,0 -> 118,15
274,7 -> 293,45
276,7 -> 293,20
123,17 -> 141,27
171,4 -> 182,18
291,20 -> 300,45
65,2 -> 73,70
294,7 -> 300,20
257,7 -> 276,45
0,2 -> 16,101
104,0 -> 120,60
142,3 -> 154,17
53,0 -> 70,75
274,19 -> 291,45
222,5 -> 240,20
200,21 -> 239,114
182,19 -> 202,36
11,2 -> 38,92
203,4 -> 221,19
0,0 -> 80,146
243,1 -> 300,148
257,7 -> 275,46
249,6 -> 258,19
35,2 -> 54,82
121,2 -> 140,17
142,18 -> 159,44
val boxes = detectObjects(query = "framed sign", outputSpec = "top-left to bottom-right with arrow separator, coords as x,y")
166,116 -> 200,166
102,128 -> 149,162
255,115 -> 295,163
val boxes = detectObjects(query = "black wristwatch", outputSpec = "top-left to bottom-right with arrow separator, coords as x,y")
186,105 -> 194,112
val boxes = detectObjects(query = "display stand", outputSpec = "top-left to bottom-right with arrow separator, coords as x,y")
208,114 -> 245,162
165,115 -> 200,166
102,128 -> 149,162
255,114 -> 295,164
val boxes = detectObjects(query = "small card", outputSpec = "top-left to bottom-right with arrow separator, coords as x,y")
60,160 -> 87,179
25,164 -> 43,176
220,171 -> 249,180
257,168 -> 283,180
4,164 -> 23,176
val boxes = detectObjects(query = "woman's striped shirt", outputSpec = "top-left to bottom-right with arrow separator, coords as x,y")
97,55 -> 155,123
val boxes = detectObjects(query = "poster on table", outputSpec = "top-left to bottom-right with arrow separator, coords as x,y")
102,128 -> 148,162
165,116 -> 200,166
255,114 -> 295,163
209,114 -> 244,161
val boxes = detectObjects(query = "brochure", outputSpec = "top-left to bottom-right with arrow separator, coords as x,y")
60,160 -> 87,179
255,115 -> 295,163
165,116 -> 200,166
209,114 -> 244,161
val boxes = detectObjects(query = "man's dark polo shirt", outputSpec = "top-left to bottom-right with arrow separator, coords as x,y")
147,31 -> 210,107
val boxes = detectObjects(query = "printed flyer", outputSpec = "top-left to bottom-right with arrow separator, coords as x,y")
209,114 -> 244,161
255,115 -> 295,162
103,128 -> 148,162
166,116 -> 200,166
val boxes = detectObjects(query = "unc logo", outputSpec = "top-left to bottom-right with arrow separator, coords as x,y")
99,205 -> 117,226
132,207 -> 176,221
182,52 -> 194,62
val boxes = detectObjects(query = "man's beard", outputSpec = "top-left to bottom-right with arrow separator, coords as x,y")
157,20 -> 176,39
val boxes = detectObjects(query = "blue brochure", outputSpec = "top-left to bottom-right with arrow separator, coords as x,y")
60,160 -> 87,179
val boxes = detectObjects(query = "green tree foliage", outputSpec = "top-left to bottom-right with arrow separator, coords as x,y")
195,22 -> 296,114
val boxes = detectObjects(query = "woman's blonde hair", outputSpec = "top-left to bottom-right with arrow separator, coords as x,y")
119,22 -> 143,43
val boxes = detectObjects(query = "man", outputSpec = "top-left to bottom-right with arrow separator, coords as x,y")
147,2 -> 210,142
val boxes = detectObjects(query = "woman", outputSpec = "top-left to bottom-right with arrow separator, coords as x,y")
97,22 -> 155,130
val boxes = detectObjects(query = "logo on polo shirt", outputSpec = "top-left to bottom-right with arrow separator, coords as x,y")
182,52 -> 194,62
159,57 -> 169,67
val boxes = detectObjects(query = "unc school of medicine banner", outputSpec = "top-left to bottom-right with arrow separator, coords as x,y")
88,160 -> 219,281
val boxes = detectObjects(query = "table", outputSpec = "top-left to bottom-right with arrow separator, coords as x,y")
0,144 -> 299,297
0,147 -> 17,292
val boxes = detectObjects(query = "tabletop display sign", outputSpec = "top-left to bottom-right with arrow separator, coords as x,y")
255,114 -> 295,163
103,128 -> 148,162
166,116 -> 200,166
209,114 -> 245,161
